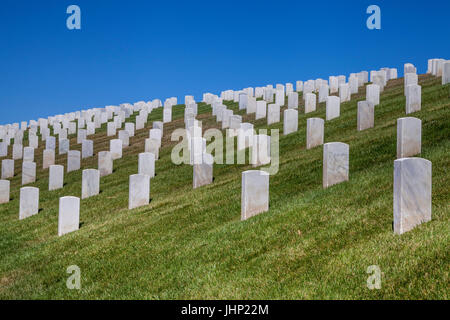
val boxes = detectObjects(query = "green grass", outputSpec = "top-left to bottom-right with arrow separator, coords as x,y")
0,75 -> 449,299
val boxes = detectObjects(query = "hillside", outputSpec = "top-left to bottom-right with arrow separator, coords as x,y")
0,74 -> 449,299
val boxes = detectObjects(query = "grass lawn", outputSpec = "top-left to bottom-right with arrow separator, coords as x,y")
0,74 -> 449,299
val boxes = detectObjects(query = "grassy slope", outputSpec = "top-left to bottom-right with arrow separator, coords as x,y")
0,75 -> 449,299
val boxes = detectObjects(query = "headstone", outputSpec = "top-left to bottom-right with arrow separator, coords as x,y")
443,61 -> 450,85
12,144 -> 23,160
326,96 -> 340,120
306,118 -> 324,149
118,130 -> 130,147
393,158 -> 431,234
0,180 -> 10,204
255,101 -> 267,120
251,135 -> 271,166
397,117 -> 421,158
19,187 -> 39,220
238,123 -> 254,151
406,85 -> 421,114
82,139 -> 94,159
77,129 -> 87,144
404,73 -> 418,92
82,169 -> 100,199
145,138 -> 160,159
283,109 -> 298,135
110,139 -> 123,160
23,146 -> 34,162
58,196 -> 80,236
318,84 -> 329,103
239,93 -> 248,110
49,165 -> 64,191
1,159 -> 14,179
357,101 -> 375,131
22,161 -> 36,185
129,174 -> 150,209
163,108 -> 172,123
98,151 -> 113,177
305,93 -> 316,113
241,170 -> 269,221
67,150 -> 81,173
267,104 -> 280,125
149,129 -> 162,148
125,122 -> 135,137
193,153 -> 213,189
43,149 -> 55,169
323,142 -> 349,188
366,84 -> 380,106
59,138 -> 70,155
339,83 -> 350,102
153,121 -> 164,134
138,153 -> 155,178
0,142 -> 7,157
46,136 -> 56,150
288,92 -> 298,108
107,122 -> 116,137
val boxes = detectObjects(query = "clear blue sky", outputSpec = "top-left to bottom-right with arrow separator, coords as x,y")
0,0 -> 449,124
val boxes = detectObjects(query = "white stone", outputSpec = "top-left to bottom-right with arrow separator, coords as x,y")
305,93 -> 317,113
255,101 -> 267,120
49,165 -> 64,191
306,118 -> 324,149
323,142 -> 349,188
193,153 -> 213,189
138,153 -> 155,178
339,83 -> 351,102
22,161 -> 36,185
318,84 -> 329,103
0,180 -> 10,204
12,144 -> 23,160
23,146 -> 34,162
0,142 -> 7,157
19,187 -> 39,220
406,85 -> 421,114
107,122 -> 116,136
397,117 -> 421,158
129,174 -> 150,210
46,136 -> 56,150
241,170 -> 269,221
82,139 -> 94,159
125,122 -> 135,137
394,158 -> 431,234
283,109 -> 298,135
98,151 -> 113,177
267,104 -> 280,125
288,92 -> 298,108
82,169 -> 100,199
145,138 -> 160,159
67,150 -> 81,173
326,96 -> 340,120
110,139 -> 123,160
237,123 -> 254,151
443,61 -> 450,85
77,129 -> 87,144
43,149 -> 55,169
58,196 -> 80,236
251,135 -> 270,166
366,84 -> 380,106
1,159 -> 14,179
404,73 -> 418,93
118,130 -> 130,147
59,138 -> 70,155
357,101 -> 375,131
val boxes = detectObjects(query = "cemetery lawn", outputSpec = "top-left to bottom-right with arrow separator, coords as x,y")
0,75 -> 449,300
